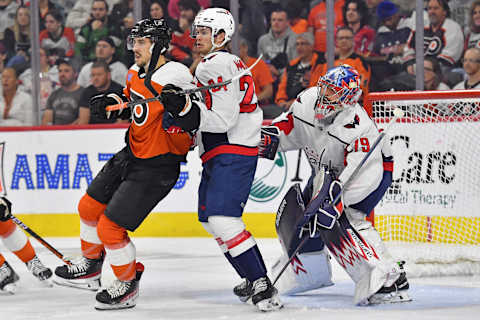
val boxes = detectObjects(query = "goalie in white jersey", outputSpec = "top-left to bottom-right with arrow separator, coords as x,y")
260,65 -> 411,304
159,8 -> 282,311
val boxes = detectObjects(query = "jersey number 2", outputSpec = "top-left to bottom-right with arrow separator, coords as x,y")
239,75 -> 256,113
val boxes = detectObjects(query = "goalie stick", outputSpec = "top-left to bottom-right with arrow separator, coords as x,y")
273,108 -> 405,288
9,215 -> 72,265
105,54 -> 264,112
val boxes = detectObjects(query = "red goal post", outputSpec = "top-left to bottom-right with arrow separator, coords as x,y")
364,90 -> 480,276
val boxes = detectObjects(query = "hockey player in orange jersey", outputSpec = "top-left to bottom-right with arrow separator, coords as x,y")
0,197 -> 52,294
53,18 -> 205,310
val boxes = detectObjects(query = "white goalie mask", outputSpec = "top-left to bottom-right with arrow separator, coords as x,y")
191,8 -> 235,51
315,65 -> 362,126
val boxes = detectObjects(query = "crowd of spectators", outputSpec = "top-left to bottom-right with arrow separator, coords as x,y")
0,0 -> 478,126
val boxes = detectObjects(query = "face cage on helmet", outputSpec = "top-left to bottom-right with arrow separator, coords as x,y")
314,79 -> 348,123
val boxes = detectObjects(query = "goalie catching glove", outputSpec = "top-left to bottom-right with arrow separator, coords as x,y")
297,166 -> 343,237
259,126 -> 280,160
0,197 -> 12,222
90,93 -> 130,120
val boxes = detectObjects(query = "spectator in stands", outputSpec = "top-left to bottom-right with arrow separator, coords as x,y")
0,42 -> 7,94
42,59 -> 85,125
167,0 -> 198,66
369,0 -> 411,91
19,47 -> 59,112
238,37 -> 274,108
308,0 -> 345,52
168,0 -> 209,20
0,67 -> 33,126
342,0 -> 375,57
275,32 -> 325,111
0,0 -> 18,41
75,0 -> 123,64
238,0 -> 267,57
109,0 -> 150,66
453,48 -> 480,90
66,0 -> 122,32
312,26 -> 370,95
3,6 -> 30,60
78,60 -> 126,124
38,0 -> 65,31
287,1 -> 308,34
464,0 -> 480,49
365,0 -> 382,29
423,56 -> 450,90
257,7 -> 298,86
39,10 -> 76,63
403,0 -> 463,75
149,0 -> 176,28
77,37 -> 128,88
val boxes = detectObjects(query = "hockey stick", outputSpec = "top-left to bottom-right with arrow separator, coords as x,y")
291,150 -> 303,182
9,215 -> 72,265
272,108 -> 405,286
106,54 -> 264,112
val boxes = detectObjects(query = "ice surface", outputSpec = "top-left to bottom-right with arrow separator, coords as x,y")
2,238 -> 480,320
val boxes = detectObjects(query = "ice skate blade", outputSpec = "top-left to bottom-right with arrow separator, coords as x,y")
53,276 -> 101,291
94,300 -> 137,311
255,295 -> 284,312
0,283 -> 18,295
368,290 -> 412,304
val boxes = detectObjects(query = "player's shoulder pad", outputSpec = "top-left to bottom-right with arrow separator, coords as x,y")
152,61 -> 194,88
290,87 -> 317,119
329,104 -> 374,144
196,51 -> 236,82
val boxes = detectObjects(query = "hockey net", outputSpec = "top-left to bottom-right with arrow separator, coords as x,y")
365,90 -> 480,277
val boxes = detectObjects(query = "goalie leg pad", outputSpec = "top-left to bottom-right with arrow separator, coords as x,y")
271,249 -> 333,295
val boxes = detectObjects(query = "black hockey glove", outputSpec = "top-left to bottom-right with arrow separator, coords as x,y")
160,84 -> 188,117
90,93 -> 130,120
259,126 -> 280,160
0,197 -> 12,221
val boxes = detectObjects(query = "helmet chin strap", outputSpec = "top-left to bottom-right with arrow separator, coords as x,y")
148,41 -> 162,73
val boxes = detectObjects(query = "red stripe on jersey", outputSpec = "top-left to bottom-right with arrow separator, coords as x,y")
335,201 -> 344,214
240,103 -> 257,113
274,113 -> 294,135
383,161 -> 393,172
201,145 -> 258,163
215,237 -> 224,246
225,230 -> 252,250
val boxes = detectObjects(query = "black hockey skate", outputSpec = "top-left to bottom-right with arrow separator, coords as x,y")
369,261 -> 412,304
0,261 -> 20,294
251,277 -> 283,312
95,262 -> 144,310
26,256 -> 53,283
54,254 -> 104,291
233,279 -> 253,303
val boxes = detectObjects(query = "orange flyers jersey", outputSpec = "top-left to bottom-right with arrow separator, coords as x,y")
123,61 -> 195,161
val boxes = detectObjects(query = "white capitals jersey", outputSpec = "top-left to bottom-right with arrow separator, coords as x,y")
194,51 -> 263,162
271,87 -> 393,206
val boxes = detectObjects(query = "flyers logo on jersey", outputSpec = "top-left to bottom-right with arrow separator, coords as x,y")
131,91 -> 148,126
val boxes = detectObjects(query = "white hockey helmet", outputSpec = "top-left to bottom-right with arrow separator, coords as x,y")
192,8 -> 235,51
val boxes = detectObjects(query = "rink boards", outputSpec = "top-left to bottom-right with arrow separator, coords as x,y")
0,124 -> 479,240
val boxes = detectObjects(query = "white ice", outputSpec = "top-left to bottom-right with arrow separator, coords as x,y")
2,237 -> 480,320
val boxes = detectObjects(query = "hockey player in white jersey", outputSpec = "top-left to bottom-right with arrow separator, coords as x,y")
260,65 -> 410,304
159,8 -> 282,312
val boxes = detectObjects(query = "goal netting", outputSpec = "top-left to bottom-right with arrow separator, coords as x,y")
365,90 -> 480,277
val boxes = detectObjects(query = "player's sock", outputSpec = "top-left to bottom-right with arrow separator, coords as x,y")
0,260 -> 19,294
53,253 -> 104,291
26,255 -> 53,281
95,262 -> 144,310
